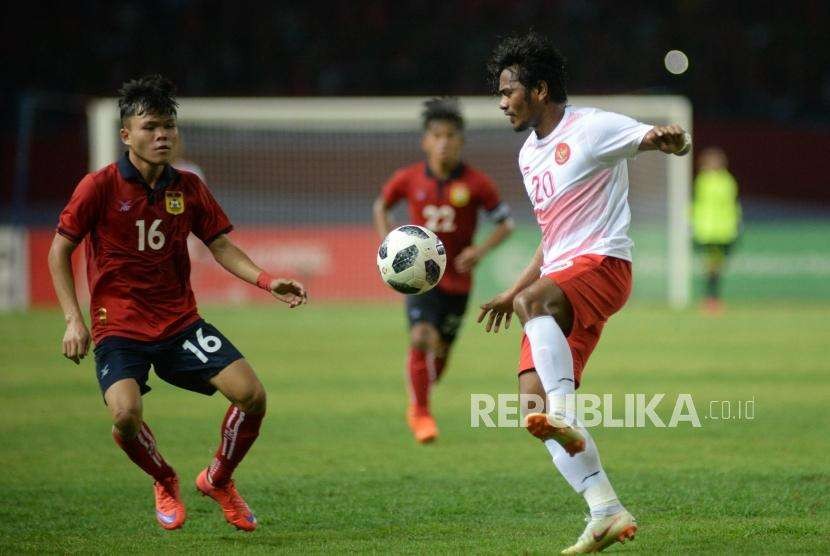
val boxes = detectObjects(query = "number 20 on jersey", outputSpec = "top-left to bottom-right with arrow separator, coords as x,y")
532,171 -> 556,205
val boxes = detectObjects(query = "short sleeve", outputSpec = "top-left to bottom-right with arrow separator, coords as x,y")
57,174 -> 101,243
585,110 -> 653,164
380,169 -> 408,207
476,173 -> 502,211
476,173 -> 512,223
192,180 -> 233,245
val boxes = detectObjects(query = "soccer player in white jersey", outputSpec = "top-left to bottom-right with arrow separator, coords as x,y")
477,32 -> 691,554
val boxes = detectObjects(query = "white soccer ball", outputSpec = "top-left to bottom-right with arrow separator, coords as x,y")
377,225 -> 447,294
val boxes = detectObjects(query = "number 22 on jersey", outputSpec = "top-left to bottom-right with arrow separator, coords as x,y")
422,204 -> 456,232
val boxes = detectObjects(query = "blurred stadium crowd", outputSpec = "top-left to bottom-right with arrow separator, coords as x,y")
2,0 -> 829,222
3,1 -> 829,123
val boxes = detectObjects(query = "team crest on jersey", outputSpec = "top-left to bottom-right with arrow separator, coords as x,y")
555,142 -> 571,165
448,183 -> 471,207
165,191 -> 185,215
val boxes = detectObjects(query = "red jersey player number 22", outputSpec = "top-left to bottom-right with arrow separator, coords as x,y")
380,162 -> 506,295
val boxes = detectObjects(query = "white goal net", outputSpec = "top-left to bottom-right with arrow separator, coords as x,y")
88,96 -> 692,307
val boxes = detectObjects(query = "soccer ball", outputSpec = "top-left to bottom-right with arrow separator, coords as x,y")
377,225 -> 447,294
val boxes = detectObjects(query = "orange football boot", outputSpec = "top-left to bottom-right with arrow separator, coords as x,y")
154,475 -> 186,530
196,468 -> 257,531
407,405 -> 438,443
524,412 -> 586,456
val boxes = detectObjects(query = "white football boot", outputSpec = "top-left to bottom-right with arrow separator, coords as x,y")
560,509 -> 638,554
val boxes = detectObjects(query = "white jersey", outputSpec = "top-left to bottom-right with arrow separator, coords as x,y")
518,105 -> 653,274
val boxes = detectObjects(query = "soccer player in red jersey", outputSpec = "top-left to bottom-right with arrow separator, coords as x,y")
47,75 -> 307,532
373,98 -> 514,443
478,33 -> 691,553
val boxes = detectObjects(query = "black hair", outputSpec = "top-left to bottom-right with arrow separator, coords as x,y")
118,74 -> 179,125
422,97 -> 464,130
488,31 -> 568,103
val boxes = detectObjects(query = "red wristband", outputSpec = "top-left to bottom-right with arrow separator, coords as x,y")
256,271 -> 274,291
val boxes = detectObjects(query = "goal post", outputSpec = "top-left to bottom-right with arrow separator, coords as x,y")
88,96 -> 692,308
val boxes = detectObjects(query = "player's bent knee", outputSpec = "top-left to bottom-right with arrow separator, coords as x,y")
236,381 -> 267,415
513,290 -> 546,323
432,340 -> 449,359
112,407 -> 142,438
512,290 -> 529,321
410,337 -> 430,352
514,290 -> 572,332
250,384 -> 267,414
410,324 -> 435,352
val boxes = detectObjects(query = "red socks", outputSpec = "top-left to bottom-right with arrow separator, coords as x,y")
113,422 -> 175,482
207,404 -> 264,486
408,348 -> 451,411
408,348 -> 430,411
113,409 -> 263,487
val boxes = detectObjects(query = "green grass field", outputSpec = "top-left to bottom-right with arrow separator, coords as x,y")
1,302 -> 828,554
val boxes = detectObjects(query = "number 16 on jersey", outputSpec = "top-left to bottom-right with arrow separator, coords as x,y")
182,327 -> 223,363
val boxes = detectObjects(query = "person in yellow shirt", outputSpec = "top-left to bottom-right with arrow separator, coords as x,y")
692,147 -> 741,312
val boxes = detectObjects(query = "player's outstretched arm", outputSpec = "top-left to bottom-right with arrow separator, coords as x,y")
47,234 -> 91,364
455,217 -> 515,273
208,234 -> 308,308
477,242 -> 543,333
639,124 -> 691,155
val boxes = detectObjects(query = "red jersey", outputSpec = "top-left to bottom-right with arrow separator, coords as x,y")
381,162 -> 509,294
57,153 -> 233,343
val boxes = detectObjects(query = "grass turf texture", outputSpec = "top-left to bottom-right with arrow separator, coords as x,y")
1,302 -> 828,554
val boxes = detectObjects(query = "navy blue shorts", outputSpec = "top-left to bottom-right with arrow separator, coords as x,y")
405,287 -> 469,343
93,319 -> 243,397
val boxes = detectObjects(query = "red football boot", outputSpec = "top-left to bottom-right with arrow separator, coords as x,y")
196,469 -> 257,531
154,475 -> 186,530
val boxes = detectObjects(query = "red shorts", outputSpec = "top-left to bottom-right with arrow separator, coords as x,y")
518,254 -> 632,388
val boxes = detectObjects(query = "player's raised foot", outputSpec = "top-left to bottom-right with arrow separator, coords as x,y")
524,412 -> 586,456
561,509 -> 638,554
196,469 -> 257,531
154,475 -> 186,530
407,405 -> 438,444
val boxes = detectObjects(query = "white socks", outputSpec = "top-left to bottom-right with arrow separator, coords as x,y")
544,435 -> 621,518
523,316 -> 575,401
524,316 -> 622,517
